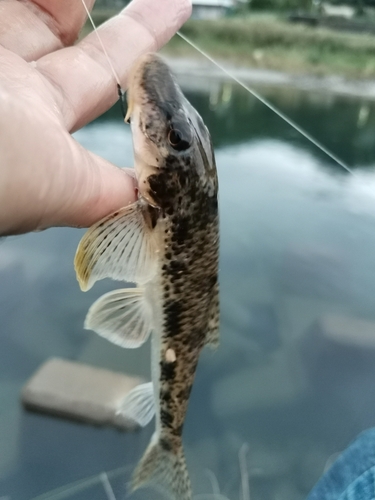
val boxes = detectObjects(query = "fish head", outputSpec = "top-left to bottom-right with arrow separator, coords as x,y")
125,53 -> 217,207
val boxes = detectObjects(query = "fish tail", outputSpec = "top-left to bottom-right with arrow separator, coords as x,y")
131,434 -> 192,500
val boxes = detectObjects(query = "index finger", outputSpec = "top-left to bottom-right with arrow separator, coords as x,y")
35,0 -> 192,132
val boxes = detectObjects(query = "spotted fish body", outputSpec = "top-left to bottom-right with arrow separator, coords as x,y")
74,53 -> 219,500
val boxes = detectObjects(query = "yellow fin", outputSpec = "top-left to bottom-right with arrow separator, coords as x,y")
74,201 -> 156,291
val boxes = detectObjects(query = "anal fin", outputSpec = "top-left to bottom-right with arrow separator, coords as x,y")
116,381 -> 155,427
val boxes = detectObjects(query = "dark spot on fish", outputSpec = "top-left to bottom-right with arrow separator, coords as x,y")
173,424 -> 184,437
208,274 -> 217,290
172,216 -> 190,245
181,336 -> 191,346
160,438 -> 172,452
165,252 -> 172,260
169,260 -> 187,274
160,358 -> 176,381
160,409 -> 174,428
164,299 -> 183,336
208,196 -> 218,215
160,389 -> 171,403
148,172 -> 178,208
177,385 -> 192,401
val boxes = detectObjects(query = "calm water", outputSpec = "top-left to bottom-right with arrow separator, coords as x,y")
2,76 -> 375,500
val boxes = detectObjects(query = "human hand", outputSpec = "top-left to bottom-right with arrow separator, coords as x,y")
0,0 -> 191,235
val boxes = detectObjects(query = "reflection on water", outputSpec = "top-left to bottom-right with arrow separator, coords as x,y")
2,78 -> 375,500
186,78 -> 375,167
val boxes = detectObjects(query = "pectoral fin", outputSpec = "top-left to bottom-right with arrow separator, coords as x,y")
84,288 -> 152,348
74,201 -> 157,291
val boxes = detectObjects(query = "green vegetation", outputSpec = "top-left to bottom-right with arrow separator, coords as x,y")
248,0 -> 375,9
85,10 -> 375,79
160,16 -> 375,78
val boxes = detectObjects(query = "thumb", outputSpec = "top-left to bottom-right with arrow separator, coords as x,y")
0,120 -> 136,235
42,140 -> 137,231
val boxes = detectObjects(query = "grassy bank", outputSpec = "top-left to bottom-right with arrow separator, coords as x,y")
87,11 -> 375,79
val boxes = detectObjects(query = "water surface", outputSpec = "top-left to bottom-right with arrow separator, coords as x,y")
1,76 -> 375,500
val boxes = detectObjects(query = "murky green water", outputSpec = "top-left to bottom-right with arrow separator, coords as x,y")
2,77 -> 375,500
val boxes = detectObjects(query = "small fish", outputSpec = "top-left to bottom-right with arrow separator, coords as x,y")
74,53 -> 219,500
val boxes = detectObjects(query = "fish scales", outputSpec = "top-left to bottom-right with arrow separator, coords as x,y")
74,53 -> 219,500
156,163 -> 218,442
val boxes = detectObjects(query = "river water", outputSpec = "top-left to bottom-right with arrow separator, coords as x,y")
1,74 -> 375,500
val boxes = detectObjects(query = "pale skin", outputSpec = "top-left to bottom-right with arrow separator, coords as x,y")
0,0 -> 192,236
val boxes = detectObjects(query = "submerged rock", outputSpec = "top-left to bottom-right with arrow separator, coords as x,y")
22,358 -> 144,429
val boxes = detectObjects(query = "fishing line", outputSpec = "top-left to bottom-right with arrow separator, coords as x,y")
81,0 -> 127,117
80,0 -> 121,88
177,31 -> 355,176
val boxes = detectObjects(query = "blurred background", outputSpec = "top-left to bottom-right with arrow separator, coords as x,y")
90,0 -> 375,80
2,1 -> 375,500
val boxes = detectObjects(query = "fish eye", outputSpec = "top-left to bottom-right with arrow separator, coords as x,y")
168,127 -> 191,152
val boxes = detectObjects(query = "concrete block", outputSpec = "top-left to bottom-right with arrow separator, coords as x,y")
21,358 -> 144,430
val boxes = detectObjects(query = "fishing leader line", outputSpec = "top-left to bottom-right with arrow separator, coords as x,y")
80,0 -> 127,117
81,0 -> 121,86
80,0 -> 354,176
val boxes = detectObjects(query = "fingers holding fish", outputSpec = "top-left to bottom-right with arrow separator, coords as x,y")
35,0 -> 193,132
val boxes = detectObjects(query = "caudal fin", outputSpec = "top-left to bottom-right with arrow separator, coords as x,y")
131,436 -> 192,500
